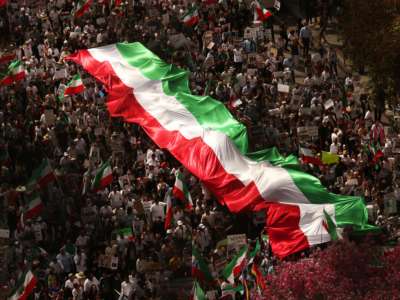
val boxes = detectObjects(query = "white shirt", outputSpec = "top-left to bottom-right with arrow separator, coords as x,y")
120,281 -> 133,297
109,190 -> 123,209
330,143 -> 339,154
83,277 -> 99,293
74,252 -> 87,273
150,202 -> 166,221
233,49 -> 243,63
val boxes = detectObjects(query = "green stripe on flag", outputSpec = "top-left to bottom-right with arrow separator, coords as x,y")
114,42 -> 378,235
323,209 -> 339,241
115,43 -> 249,154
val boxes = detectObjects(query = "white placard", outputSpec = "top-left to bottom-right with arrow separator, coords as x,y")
277,84 -> 290,93
324,99 -> 334,110
53,68 -> 66,80
244,27 -> 253,40
110,256 -> 119,270
227,234 -> 247,252
346,178 -> 358,186
384,193 -> 397,216
0,229 -> 10,239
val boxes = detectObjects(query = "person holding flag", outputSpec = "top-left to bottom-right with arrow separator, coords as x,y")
0,60 -> 26,85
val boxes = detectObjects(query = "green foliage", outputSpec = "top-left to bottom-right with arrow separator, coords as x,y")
340,0 -> 400,103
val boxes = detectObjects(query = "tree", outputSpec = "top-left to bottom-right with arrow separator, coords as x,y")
263,240 -> 400,299
339,0 -> 400,107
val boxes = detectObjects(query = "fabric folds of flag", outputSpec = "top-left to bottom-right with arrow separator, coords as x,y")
164,189 -> 173,229
251,263 -> 266,290
63,74 -> 85,97
323,209 -> 342,241
91,161 -> 113,192
182,6 -> 199,26
75,0 -> 93,18
1,60 -> 26,85
8,270 -> 37,300
255,0 -> 272,22
299,147 -> 322,166
23,192 -> 44,222
173,170 -> 193,209
118,227 -> 135,241
66,42 -> 375,259
110,0 -> 122,7
27,159 -> 55,189
192,246 -> 213,283
222,245 -> 248,284
191,281 -> 206,300
247,240 -> 260,265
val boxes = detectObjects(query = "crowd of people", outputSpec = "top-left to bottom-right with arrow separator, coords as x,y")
0,0 -> 399,299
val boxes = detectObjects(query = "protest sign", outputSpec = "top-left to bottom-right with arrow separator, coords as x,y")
227,234 -> 247,252
0,229 -> 10,239
297,126 -> 318,140
345,178 -> 358,186
244,27 -> 253,40
207,42 -> 215,50
322,151 -> 339,164
268,108 -> 280,116
278,84 -> 290,93
44,109 -> 56,126
110,256 -> 118,270
53,68 -> 66,80
324,99 -> 334,110
384,193 -> 397,216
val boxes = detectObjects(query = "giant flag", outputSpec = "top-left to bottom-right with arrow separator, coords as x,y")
66,42 -> 375,258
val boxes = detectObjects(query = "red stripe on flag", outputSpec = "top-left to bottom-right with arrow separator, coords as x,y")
172,186 -> 186,201
66,50 -> 312,258
64,85 -> 85,95
261,202 -> 310,259
18,275 -> 37,300
66,50 -> 264,214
